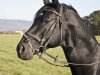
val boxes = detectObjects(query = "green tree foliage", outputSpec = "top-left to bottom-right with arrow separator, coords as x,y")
83,10 -> 100,35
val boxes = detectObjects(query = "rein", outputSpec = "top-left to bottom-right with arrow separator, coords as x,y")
23,5 -> 99,67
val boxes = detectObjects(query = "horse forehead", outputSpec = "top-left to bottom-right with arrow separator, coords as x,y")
35,4 -> 58,17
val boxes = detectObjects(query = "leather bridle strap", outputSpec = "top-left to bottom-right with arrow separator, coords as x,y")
25,32 -> 41,42
37,53 -> 67,67
42,51 -> 99,67
40,18 -> 59,45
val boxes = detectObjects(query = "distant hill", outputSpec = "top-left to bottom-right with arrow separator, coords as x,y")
0,19 -> 32,32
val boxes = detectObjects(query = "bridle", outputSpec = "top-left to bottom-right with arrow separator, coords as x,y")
23,5 -> 99,67
23,5 -> 67,67
24,4 -> 63,54
24,10 -> 63,53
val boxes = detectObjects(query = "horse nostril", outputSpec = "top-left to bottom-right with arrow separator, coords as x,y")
20,46 -> 25,54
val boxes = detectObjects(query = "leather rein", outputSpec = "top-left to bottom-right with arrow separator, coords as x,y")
23,5 -> 98,67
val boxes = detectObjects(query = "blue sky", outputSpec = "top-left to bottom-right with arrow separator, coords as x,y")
0,0 -> 99,21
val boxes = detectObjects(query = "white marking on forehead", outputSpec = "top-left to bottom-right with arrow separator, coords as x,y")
40,13 -> 43,16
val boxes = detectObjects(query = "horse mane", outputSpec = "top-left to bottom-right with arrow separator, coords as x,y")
34,3 -> 77,21
62,3 -> 77,13
34,3 -> 60,21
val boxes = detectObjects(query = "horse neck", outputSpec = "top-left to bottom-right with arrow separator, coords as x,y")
62,5 -> 100,61
62,43 -> 100,75
61,6 -> 100,75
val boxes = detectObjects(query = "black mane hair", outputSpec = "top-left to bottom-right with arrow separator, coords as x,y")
34,3 -> 77,21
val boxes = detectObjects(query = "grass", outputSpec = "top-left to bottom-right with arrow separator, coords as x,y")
95,36 -> 100,43
0,34 -> 100,75
0,34 -> 71,75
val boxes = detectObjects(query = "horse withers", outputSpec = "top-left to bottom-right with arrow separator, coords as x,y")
16,0 -> 100,75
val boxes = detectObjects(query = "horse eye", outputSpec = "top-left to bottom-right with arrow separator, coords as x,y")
44,20 -> 50,24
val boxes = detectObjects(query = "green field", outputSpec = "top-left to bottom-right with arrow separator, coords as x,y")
0,34 -> 71,75
0,34 -> 100,75
95,36 -> 100,43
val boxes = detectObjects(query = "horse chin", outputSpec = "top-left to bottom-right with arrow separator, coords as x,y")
19,54 -> 33,60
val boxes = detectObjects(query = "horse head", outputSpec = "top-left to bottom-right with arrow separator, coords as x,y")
16,0 -> 66,60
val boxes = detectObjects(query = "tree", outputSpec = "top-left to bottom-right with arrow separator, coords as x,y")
83,10 -> 100,35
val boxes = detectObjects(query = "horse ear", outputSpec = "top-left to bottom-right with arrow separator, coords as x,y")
52,0 -> 59,3
43,0 -> 50,4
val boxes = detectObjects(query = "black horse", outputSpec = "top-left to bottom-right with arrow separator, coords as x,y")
17,0 -> 100,75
